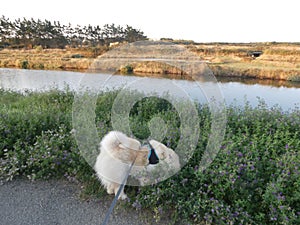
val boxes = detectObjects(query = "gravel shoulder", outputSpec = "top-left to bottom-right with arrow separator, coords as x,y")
0,178 -> 170,225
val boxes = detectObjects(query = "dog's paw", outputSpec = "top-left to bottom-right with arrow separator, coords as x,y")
107,188 -> 114,195
118,193 -> 128,200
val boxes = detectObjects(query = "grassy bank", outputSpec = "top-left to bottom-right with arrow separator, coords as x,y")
1,42 -> 300,81
0,46 -> 108,71
0,89 -> 299,224
188,42 -> 300,81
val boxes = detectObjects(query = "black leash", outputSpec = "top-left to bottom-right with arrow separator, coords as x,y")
101,156 -> 136,225
101,141 -> 159,225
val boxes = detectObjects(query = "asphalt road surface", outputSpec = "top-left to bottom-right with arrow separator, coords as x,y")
0,179 -> 171,225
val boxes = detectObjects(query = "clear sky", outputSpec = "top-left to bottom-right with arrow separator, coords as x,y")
1,0 -> 299,43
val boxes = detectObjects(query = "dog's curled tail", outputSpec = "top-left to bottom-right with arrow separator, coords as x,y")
100,131 -> 141,152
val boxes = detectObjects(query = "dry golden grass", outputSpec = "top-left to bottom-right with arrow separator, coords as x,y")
1,43 -> 300,81
189,43 -> 300,81
132,61 -> 184,74
0,47 -> 105,70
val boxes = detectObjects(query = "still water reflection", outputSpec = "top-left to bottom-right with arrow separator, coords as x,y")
0,68 -> 299,111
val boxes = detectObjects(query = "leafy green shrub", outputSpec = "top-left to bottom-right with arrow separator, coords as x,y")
131,101 -> 300,224
120,64 -> 134,74
24,125 -> 79,179
129,96 -> 180,140
20,60 -> 29,69
287,74 -> 300,82
0,90 -> 73,155
34,45 -> 43,52
0,89 -> 299,224
71,54 -> 84,58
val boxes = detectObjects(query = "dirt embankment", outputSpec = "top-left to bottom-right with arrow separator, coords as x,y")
1,42 -> 300,82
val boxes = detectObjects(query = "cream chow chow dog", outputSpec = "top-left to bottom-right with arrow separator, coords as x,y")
94,131 -> 180,200
94,131 -> 148,200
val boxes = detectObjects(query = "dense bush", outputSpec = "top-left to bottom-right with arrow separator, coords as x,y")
133,102 -> 299,224
0,89 -> 299,224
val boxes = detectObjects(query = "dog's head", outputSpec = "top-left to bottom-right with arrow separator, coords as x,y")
148,140 -> 180,171
133,140 -> 181,186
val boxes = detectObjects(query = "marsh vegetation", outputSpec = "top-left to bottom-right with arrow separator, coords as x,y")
0,89 -> 299,224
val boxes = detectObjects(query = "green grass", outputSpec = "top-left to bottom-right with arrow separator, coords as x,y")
0,89 -> 299,224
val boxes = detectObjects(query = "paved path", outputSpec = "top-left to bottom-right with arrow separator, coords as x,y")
0,179 -> 170,225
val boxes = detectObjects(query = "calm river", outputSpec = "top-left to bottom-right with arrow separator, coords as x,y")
0,68 -> 299,111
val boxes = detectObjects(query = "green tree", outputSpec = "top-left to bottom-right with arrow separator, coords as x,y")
0,15 -> 148,49
124,25 -> 147,42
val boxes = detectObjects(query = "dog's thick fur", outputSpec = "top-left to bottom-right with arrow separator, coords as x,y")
132,139 -> 181,186
94,131 -> 180,199
94,131 -> 148,199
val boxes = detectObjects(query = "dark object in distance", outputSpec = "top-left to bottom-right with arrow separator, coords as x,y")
247,51 -> 263,58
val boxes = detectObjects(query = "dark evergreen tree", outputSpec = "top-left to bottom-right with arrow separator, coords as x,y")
0,15 -> 148,49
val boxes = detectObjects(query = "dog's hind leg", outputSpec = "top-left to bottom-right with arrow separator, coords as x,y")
106,184 -> 114,195
113,183 -> 128,200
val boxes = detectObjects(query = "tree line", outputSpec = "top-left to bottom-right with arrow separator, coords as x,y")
0,15 -> 148,49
